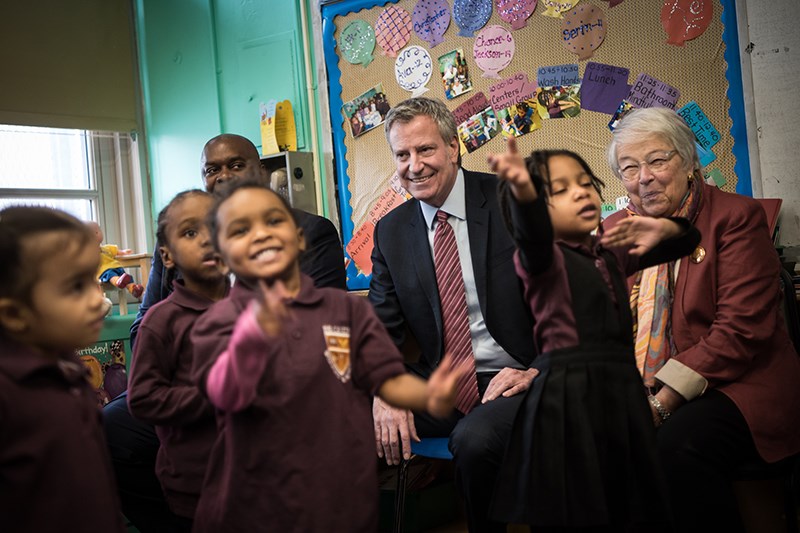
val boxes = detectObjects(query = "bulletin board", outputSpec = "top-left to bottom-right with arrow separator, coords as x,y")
321,0 -> 749,290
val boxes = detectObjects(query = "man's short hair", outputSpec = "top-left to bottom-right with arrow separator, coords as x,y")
384,97 -> 458,147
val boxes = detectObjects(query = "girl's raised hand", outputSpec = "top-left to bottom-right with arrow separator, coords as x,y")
426,353 -> 471,418
486,137 -> 538,203
600,216 -> 675,256
254,279 -> 291,337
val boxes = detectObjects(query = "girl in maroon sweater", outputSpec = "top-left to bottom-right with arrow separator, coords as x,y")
0,207 -> 124,533
127,190 -> 229,530
191,180 -> 465,532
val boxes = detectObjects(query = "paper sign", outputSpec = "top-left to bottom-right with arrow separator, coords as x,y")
453,0 -> 493,37
413,0 -> 451,48
581,62 -> 630,114
677,101 -> 721,150
347,183 -> 410,275
340,20 -> 376,67
274,101 -> 297,152
541,0 -> 578,19
705,168 -> 726,188
537,64 -> 580,87
376,6 -> 412,57
496,0 -> 536,30
661,0 -> 712,46
345,221 -> 376,276
260,101 -> 280,155
561,4 -> 606,60
473,25 -> 515,79
615,195 -> 630,211
601,203 -> 617,219
453,92 -> 492,125
696,142 -> 716,167
627,73 -> 680,109
395,45 -> 433,96
489,72 -> 538,110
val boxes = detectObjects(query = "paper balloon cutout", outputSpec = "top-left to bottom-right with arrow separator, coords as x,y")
541,0 -> 578,19
601,0 -> 624,6
453,0 -> 493,37
340,20 -> 375,67
395,45 -> 433,96
661,0 -> 712,46
561,4 -> 606,60
375,6 -> 412,57
496,0 -> 536,30
473,25 -> 515,79
413,0 -> 451,48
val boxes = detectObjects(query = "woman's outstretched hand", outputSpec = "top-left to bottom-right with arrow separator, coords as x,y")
487,137 -> 538,203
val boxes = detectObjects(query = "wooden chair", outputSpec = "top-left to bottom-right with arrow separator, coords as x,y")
103,253 -> 152,315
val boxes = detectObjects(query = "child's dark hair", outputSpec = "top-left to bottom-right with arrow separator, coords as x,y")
206,178 -> 298,252
498,150 -> 605,235
155,189 -> 212,247
155,189 -> 212,293
0,206 -> 94,302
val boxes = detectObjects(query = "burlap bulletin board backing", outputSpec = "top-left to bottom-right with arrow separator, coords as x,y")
331,0 -> 736,233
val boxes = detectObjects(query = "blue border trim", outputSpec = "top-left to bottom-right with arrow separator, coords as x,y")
720,0 -> 752,197
322,0 -> 399,290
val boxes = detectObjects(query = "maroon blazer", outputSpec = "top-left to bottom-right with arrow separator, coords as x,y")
606,184 -> 800,462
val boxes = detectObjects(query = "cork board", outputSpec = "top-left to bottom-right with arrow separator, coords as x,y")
322,0 -> 743,289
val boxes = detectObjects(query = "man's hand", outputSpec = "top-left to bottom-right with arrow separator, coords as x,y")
482,367 -> 539,403
373,396 -> 419,466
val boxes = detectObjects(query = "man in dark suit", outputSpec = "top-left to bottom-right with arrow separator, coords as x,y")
105,134 -> 346,532
369,97 -> 537,533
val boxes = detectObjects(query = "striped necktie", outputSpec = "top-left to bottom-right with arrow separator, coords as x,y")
433,210 -> 480,414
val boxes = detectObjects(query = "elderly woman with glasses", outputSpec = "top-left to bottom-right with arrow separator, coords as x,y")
604,107 -> 800,533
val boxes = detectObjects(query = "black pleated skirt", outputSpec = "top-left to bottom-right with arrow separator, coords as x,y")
491,345 -> 672,531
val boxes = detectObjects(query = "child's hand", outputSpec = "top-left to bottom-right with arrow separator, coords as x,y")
254,280 -> 290,337
487,137 -> 538,203
426,353 -> 471,418
601,217 -> 675,256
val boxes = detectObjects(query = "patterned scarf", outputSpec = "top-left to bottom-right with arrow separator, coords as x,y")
628,175 -> 703,387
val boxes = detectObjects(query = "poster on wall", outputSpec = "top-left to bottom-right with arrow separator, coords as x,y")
342,84 -> 391,138
439,49 -> 473,99
489,73 -> 541,137
453,92 -> 501,152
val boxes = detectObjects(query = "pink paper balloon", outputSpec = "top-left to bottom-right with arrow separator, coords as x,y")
661,0 -> 712,46
561,4 -> 606,60
375,6 -> 412,57
496,0 -> 537,30
473,25 -> 515,79
413,0 -> 451,48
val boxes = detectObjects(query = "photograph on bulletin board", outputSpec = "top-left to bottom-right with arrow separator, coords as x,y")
321,0 -> 750,290
342,83 -> 392,138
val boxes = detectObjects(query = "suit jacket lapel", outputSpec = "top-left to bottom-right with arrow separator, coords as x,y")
409,203 -> 443,338
465,171 -> 489,316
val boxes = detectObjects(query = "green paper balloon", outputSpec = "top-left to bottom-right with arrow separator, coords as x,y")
340,20 -> 376,67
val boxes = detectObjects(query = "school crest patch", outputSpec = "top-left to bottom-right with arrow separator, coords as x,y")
322,325 -> 351,383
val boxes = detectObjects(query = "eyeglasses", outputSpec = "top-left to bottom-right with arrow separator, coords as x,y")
618,150 -> 677,181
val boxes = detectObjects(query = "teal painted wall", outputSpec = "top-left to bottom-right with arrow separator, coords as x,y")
135,0 -> 313,215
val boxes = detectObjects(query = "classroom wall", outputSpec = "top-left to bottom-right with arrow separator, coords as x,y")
134,0 -> 318,216
739,0 -> 800,247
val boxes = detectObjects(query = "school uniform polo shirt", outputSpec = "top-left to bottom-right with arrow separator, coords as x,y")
191,274 -> 407,533
0,336 -> 124,533
128,280 -> 228,518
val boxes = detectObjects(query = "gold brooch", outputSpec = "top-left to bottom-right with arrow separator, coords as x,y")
690,245 -> 706,264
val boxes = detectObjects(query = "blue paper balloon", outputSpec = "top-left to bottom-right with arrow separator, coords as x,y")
453,0 -> 493,37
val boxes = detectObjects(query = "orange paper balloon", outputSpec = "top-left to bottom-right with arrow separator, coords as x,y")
661,0 -> 712,46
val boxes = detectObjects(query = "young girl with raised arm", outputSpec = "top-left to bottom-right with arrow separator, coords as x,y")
126,190 -> 229,531
190,180 -> 464,532
0,207 -> 124,533
487,138 -> 700,532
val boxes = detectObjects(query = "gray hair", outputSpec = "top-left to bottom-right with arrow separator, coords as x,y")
384,97 -> 458,146
607,107 -> 699,177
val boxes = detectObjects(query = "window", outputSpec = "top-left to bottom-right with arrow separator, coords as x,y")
0,124 -> 151,252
